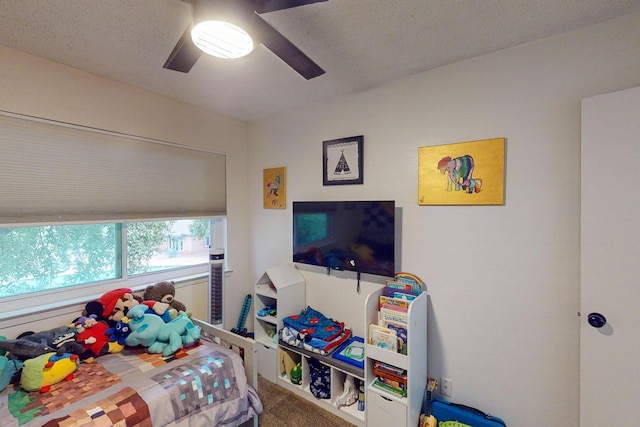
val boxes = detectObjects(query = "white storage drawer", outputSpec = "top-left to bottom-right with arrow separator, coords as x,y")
366,391 -> 407,427
257,344 -> 277,383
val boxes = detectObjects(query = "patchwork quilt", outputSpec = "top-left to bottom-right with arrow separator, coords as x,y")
0,339 -> 262,427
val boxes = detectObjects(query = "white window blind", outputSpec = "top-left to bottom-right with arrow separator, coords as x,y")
0,111 -> 226,224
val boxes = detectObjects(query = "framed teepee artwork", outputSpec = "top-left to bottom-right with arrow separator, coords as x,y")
323,135 -> 364,186
418,137 -> 506,206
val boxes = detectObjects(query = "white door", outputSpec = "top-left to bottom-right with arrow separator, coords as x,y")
581,85 -> 640,426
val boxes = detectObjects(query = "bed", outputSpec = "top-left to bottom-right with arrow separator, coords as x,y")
0,318 -> 261,427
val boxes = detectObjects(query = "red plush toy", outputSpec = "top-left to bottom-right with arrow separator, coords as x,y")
84,288 -> 175,334
99,288 -> 142,323
84,287 -> 133,325
76,320 -> 111,361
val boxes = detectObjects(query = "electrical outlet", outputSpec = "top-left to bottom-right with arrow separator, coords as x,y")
440,377 -> 452,397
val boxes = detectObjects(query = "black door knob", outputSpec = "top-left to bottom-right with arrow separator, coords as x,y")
588,312 -> 607,328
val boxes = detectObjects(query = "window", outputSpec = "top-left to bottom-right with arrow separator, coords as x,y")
0,223 -> 121,298
0,218 -> 224,305
127,219 -> 210,276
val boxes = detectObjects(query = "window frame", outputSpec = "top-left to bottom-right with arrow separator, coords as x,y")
0,216 -> 227,321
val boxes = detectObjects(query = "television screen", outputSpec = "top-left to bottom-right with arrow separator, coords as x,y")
292,201 -> 396,277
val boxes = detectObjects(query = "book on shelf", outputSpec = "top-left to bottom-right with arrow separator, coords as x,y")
383,321 -> 407,354
372,379 -> 407,397
384,280 -> 414,292
376,373 -> 407,391
373,367 -> 407,386
382,286 -> 419,301
379,295 -> 411,312
373,360 -> 407,377
372,363 -> 408,397
379,307 -> 408,326
368,323 -> 398,352
390,272 -> 425,293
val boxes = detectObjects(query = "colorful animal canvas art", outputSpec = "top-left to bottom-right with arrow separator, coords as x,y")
418,138 -> 505,205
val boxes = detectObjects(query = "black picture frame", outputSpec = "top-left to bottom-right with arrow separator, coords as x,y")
323,135 -> 364,186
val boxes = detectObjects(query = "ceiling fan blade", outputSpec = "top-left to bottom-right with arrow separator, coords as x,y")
163,25 -> 202,73
251,13 -> 325,79
253,0 -> 328,14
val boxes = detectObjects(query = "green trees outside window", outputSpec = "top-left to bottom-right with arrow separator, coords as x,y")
0,219 -> 211,298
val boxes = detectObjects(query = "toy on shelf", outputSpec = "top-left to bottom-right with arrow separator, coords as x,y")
257,306 -> 277,317
263,323 -> 276,338
335,375 -> 358,408
290,363 -> 302,385
332,336 -> 365,369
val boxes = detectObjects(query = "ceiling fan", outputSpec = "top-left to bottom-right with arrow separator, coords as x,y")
164,0 -> 327,79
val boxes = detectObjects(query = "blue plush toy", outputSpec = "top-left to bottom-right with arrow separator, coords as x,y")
105,317 -> 132,345
125,305 -> 201,357
124,305 -> 165,348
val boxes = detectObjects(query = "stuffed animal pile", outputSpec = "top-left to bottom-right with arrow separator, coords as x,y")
1,281 -> 199,393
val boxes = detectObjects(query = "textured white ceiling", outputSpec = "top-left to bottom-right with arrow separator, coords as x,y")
0,0 -> 639,121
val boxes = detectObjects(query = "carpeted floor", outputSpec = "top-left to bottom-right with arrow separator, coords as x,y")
256,375 -> 357,427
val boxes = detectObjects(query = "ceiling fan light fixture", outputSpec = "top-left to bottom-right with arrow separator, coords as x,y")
191,20 -> 254,59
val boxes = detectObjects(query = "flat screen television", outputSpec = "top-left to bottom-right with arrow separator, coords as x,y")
292,200 -> 397,277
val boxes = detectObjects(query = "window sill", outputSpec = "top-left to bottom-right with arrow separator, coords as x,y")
0,270 -> 215,325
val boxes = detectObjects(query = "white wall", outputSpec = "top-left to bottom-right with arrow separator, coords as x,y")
247,12 -> 640,426
0,46 -> 251,330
